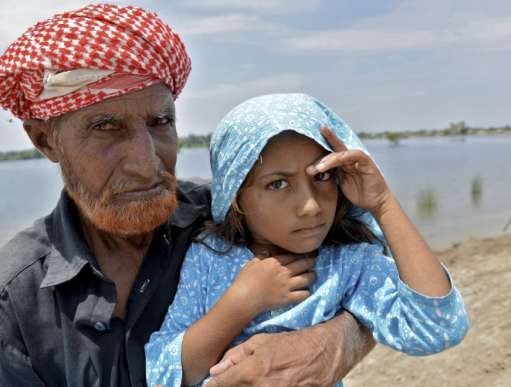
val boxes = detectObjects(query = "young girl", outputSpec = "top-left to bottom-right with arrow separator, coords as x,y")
145,93 -> 469,386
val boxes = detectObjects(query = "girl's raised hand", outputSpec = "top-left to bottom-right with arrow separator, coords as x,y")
307,125 -> 392,215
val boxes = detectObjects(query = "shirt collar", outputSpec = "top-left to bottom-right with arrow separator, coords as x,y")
40,191 -> 96,288
40,182 -> 209,288
169,200 -> 206,228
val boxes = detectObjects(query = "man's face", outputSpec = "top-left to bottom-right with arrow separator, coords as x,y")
53,83 -> 178,235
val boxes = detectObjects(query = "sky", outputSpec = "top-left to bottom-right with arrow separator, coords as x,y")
1,0 -> 510,150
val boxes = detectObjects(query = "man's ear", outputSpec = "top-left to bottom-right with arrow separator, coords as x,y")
22,119 -> 59,162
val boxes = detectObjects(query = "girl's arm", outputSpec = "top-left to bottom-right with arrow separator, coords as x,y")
309,125 -> 450,297
370,193 -> 450,296
308,126 -> 469,354
341,242 -> 469,355
145,246 -> 314,387
145,244 -> 209,387
181,254 -> 315,386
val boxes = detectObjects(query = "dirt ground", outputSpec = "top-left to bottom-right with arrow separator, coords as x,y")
344,234 -> 511,387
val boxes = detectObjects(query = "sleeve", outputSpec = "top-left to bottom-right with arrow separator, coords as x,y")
145,243 -> 210,387
0,288 -> 47,387
342,243 -> 470,356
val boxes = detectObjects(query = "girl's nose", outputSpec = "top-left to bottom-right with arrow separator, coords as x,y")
297,187 -> 322,217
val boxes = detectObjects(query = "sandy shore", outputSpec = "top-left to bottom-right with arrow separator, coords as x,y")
344,234 -> 511,387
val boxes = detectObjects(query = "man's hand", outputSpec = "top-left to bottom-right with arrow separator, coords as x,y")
204,312 -> 375,387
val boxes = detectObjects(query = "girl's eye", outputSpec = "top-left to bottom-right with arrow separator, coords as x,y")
267,179 -> 289,191
315,171 -> 332,181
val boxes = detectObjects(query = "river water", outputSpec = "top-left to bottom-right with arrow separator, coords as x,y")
1,135 -> 509,249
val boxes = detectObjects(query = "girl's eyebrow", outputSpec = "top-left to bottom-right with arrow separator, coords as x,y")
258,170 -> 296,180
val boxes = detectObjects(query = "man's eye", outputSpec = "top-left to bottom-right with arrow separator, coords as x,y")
315,171 -> 332,181
149,115 -> 173,127
90,119 -> 118,131
267,179 -> 289,191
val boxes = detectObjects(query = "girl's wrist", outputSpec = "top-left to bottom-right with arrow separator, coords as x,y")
369,191 -> 398,221
223,282 -> 262,321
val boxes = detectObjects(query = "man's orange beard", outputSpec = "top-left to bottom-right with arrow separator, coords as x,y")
59,158 -> 177,236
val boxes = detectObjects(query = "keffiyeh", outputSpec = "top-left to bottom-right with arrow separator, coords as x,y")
0,3 -> 191,119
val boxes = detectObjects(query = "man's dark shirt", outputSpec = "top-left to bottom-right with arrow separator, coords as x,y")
0,181 -> 210,387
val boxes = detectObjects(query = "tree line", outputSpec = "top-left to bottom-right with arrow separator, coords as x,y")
1,123 -> 510,161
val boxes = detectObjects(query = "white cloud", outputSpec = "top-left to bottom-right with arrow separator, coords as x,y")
286,29 -> 435,51
176,73 -> 306,134
185,73 -> 305,100
176,13 -> 280,36
285,3 -> 511,52
184,0 -> 320,13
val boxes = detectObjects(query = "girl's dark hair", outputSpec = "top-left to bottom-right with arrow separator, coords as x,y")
195,187 -> 386,255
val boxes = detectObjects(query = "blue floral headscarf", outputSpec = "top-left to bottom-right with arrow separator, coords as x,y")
209,93 -> 383,240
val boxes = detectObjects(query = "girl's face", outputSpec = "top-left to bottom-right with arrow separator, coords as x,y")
238,133 -> 338,254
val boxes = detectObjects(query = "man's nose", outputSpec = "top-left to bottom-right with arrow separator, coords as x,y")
123,124 -> 159,180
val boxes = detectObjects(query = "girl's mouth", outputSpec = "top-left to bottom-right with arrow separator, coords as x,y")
293,223 -> 326,235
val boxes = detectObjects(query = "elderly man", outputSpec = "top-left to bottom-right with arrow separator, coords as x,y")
0,4 -> 374,387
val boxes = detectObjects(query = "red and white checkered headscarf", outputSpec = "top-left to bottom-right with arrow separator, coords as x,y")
0,3 -> 191,120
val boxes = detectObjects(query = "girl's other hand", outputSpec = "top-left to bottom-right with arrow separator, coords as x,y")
227,254 -> 316,318
307,125 -> 393,216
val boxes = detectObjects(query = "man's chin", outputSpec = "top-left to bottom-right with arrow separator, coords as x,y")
65,185 -> 177,236
61,167 -> 178,237
84,193 -> 177,236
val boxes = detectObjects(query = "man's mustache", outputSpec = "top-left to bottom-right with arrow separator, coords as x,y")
100,171 -> 176,204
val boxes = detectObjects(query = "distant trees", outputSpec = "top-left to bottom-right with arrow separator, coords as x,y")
384,132 -> 405,146
0,149 -> 43,161
449,121 -> 468,136
358,122 -> 511,145
178,133 -> 211,149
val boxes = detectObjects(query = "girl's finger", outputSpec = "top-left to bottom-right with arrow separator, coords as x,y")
285,257 -> 315,275
289,271 -> 317,290
273,254 -> 306,266
320,125 -> 348,152
309,150 -> 367,173
288,289 -> 311,304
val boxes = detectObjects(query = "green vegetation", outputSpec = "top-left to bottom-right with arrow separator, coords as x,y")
0,149 -> 44,161
178,133 -> 211,149
384,132 -> 405,146
417,189 -> 438,218
357,122 -> 511,142
471,176 -> 482,206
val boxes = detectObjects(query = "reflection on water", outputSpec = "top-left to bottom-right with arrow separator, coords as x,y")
1,135 -> 510,249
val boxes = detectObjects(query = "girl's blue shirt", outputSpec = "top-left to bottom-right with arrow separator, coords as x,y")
145,235 -> 469,387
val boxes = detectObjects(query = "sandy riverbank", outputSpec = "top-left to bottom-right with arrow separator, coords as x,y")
344,233 -> 511,387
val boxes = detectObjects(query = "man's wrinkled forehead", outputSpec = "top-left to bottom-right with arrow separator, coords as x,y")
60,84 -> 175,123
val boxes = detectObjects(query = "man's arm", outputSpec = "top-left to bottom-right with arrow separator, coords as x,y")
0,341 -> 47,387
0,288 -> 46,387
205,311 -> 375,387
